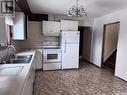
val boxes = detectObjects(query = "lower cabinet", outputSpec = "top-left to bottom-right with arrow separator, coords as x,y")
31,57 -> 36,84
30,49 -> 42,69
36,49 -> 42,69
21,54 -> 36,95
21,73 -> 33,95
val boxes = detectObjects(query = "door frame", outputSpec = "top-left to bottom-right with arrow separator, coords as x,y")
78,26 -> 85,57
101,21 -> 120,68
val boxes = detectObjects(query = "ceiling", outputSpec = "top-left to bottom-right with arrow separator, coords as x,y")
27,0 -> 127,17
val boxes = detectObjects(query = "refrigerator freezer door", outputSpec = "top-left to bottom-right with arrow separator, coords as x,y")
62,44 -> 79,69
61,31 -> 80,43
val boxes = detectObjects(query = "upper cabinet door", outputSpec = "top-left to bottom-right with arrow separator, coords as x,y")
61,20 -> 78,31
43,21 -> 60,36
13,12 -> 27,40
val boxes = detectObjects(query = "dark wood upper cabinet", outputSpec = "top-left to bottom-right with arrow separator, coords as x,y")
15,0 -> 48,21
15,1 -> 23,12
28,14 -> 48,21
15,0 -> 31,14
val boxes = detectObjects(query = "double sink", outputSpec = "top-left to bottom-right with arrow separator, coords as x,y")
6,55 -> 33,64
0,55 -> 33,76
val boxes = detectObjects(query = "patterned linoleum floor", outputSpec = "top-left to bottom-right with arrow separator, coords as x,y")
33,62 -> 127,95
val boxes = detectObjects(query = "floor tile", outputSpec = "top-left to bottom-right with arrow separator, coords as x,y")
33,62 -> 127,95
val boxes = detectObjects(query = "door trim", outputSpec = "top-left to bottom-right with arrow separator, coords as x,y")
101,21 -> 120,68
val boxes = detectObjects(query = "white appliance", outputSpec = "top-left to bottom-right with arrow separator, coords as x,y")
43,49 -> 61,70
61,31 -> 80,69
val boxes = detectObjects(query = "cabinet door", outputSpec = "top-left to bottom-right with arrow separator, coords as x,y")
61,20 -> 78,31
43,21 -> 60,33
21,74 -> 33,95
32,57 -> 36,82
36,49 -> 42,69
13,12 -> 26,40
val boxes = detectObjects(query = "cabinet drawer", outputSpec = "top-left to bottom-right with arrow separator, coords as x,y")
43,63 -> 61,70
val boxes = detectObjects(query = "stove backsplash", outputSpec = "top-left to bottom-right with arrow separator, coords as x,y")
43,36 -> 60,46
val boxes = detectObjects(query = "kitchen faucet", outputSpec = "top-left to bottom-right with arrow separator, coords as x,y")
7,45 -> 16,54
0,45 -> 16,64
7,45 -> 16,58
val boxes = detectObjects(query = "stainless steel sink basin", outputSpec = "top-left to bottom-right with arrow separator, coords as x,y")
5,55 -> 32,64
6,59 -> 31,64
15,55 -> 32,59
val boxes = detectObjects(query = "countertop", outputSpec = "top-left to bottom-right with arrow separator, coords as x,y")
0,50 -> 36,95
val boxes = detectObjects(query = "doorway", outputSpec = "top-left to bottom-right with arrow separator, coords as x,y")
78,26 -> 92,61
101,22 -> 120,72
78,26 -> 84,59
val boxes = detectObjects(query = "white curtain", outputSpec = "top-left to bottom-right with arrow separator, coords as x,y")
5,16 -> 14,26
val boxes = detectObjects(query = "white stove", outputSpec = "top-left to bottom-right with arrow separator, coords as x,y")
42,46 -> 62,70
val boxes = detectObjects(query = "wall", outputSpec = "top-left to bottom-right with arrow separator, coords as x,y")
0,18 -> 8,62
48,15 -> 94,26
13,21 -> 43,51
13,21 -> 61,51
0,18 -> 6,44
103,23 -> 119,62
13,15 -> 94,51
91,8 -> 127,81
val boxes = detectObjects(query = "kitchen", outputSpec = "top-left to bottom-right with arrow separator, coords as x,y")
13,14 -> 80,71
42,20 -> 79,70
1,0 -> 127,95
0,11 -> 81,95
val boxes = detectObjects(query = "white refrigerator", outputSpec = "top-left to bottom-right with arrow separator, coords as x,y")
61,31 -> 80,69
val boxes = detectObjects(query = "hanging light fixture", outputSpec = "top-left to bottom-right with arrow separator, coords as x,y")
67,0 -> 87,17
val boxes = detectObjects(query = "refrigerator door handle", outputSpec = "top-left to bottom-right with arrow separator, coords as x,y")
64,33 -> 66,53
64,40 -> 66,53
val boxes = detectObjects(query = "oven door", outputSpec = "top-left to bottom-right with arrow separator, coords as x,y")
43,51 -> 61,63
